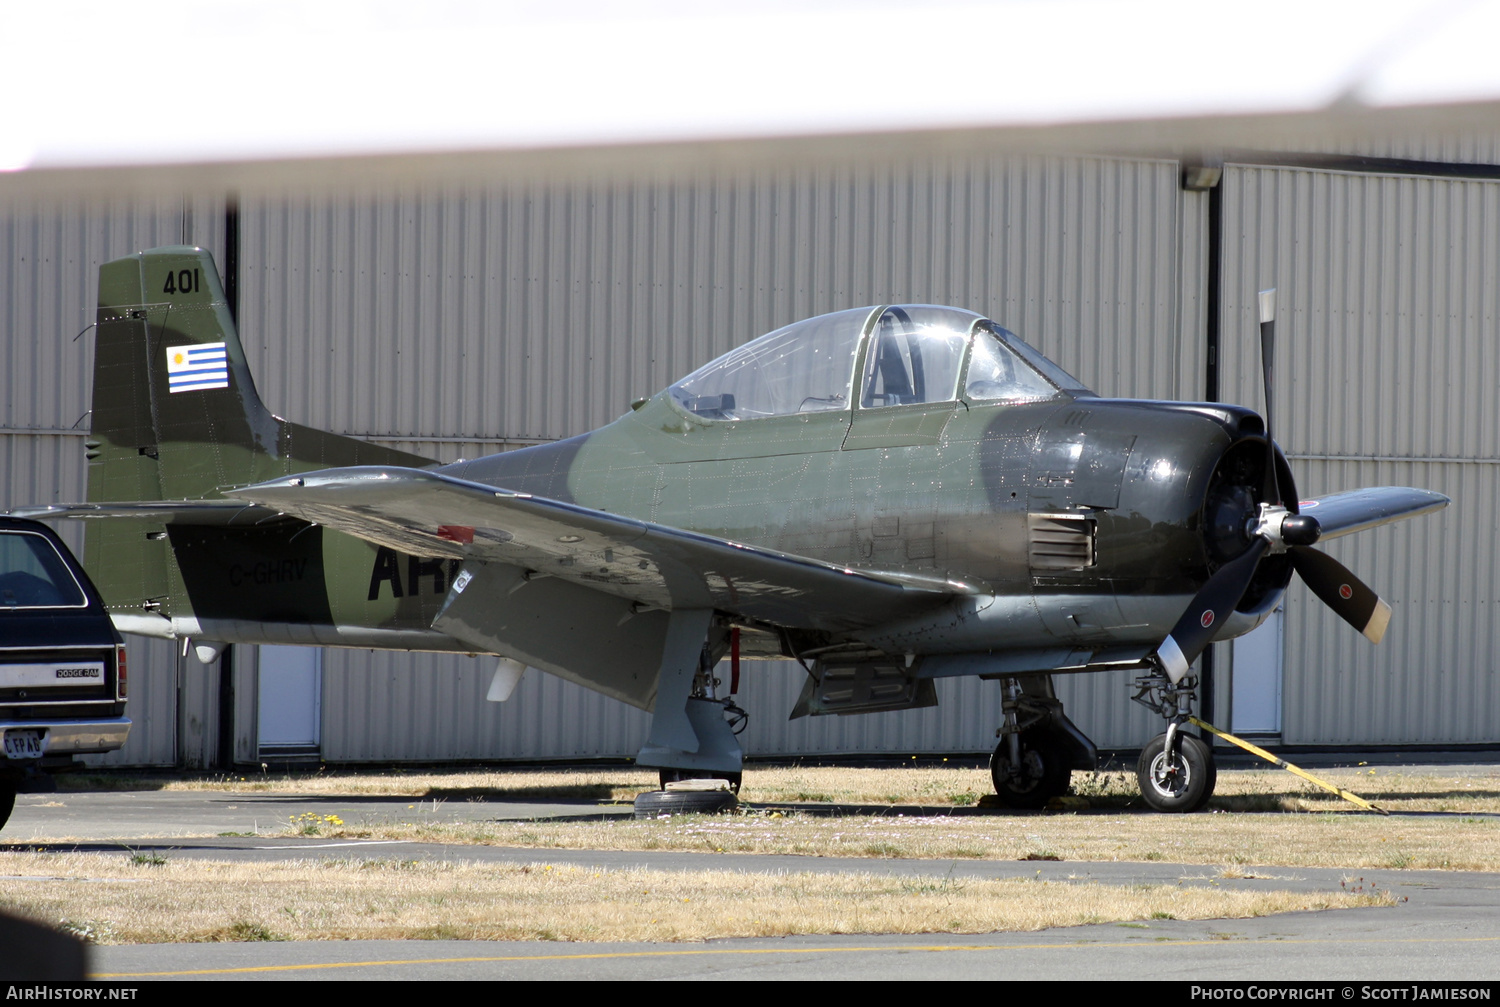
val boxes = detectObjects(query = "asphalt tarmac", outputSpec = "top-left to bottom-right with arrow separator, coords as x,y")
4,784 -> 1499,981
4,788 -> 623,840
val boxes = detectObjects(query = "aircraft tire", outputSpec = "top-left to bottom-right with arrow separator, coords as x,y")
632,788 -> 739,819
0,786 -> 15,833
659,769 -> 741,794
988,732 -> 1071,810
1136,734 -> 1216,813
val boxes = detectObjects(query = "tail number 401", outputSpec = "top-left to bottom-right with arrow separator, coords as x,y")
164,269 -> 202,295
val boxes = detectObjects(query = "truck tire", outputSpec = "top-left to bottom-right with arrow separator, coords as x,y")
0,787 -> 16,832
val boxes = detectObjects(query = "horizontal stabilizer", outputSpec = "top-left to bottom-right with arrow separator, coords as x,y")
224,465 -> 977,633
1298,487 -> 1449,540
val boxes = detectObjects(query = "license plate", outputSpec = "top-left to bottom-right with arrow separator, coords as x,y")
3,729 -> 46,760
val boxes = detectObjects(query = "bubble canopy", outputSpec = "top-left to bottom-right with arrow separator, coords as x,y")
668,305 -> 1088,420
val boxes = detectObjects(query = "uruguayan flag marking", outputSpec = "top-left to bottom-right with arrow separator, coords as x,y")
166,342 -> 229,392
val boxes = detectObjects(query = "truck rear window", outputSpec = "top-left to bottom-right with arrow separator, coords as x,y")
0,531 -> 88,608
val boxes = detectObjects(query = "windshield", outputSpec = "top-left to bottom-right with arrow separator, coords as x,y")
670,306 -> 874,419
966,323 -> 1064,402
0,531 -> 87,608
981,322 -> 1091,395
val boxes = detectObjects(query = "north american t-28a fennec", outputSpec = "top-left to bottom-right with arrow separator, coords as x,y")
23,246 -> 1449,811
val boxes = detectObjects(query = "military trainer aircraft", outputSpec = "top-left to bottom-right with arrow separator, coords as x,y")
21,245 -> 1448,812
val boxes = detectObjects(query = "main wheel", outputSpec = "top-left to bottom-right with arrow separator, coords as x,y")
989,732 -> 1071,809
0,786 -> 15,833
659,769 -> 741,794
1136,733 -> 1216,813
633,788 -> 738,818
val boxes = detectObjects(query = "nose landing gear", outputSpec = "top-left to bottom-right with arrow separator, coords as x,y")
1137,731 -> 1216,812
1131,669 -> 1217,813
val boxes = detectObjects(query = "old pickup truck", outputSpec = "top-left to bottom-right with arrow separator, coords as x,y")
0,518 -> 129,830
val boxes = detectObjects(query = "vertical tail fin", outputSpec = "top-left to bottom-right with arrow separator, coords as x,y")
87,245 -> 431,504
84,246 -> 433,620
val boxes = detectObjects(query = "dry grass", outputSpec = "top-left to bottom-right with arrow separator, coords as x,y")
57,763 -> 1500,815
275,806 -> 1500,872
0,851 -> 1390,945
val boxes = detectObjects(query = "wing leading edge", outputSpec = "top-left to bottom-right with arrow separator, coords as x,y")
224,466 -> 977,634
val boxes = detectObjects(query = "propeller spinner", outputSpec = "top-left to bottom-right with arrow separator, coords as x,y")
1154,289 -> 1392,684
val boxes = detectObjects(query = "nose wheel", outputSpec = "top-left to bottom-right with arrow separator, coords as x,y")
1136,732 -> 1216,812
989,732 -> 1071,809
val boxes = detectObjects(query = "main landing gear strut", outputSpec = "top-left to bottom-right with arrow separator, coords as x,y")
633,610 -> 748,817
988,674 -> 1097,809
1131,668 -> 1216,813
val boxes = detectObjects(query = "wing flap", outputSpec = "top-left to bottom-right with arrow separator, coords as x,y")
226,466 -> 976,632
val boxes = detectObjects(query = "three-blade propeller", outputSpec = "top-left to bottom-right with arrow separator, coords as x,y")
1154,289 -> 1392,684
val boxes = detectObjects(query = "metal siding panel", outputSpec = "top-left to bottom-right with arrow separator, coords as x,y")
83,634 -> 178,768
320,649 -> 653,762
1271,133 -> 1500,165
1222,165 -> 1499,744
1177,187 -> 1209,402
177,653 -> 218,769
0,434 -> 84,554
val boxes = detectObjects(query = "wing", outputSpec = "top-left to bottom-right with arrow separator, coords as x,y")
1298,487 -> 1449,540
223,466 -> 979,634
10,501 -> 286,526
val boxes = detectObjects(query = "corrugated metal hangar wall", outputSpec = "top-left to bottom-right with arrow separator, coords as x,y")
1,145 -> 1496,766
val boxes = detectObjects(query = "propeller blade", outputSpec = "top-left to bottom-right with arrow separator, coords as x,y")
1289,545 -> 1392,644
1155,538 -> 1269,683
1258,288 -> 1283,507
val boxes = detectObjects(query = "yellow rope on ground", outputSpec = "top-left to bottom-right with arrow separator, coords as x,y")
1187,715 -> 1387,815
